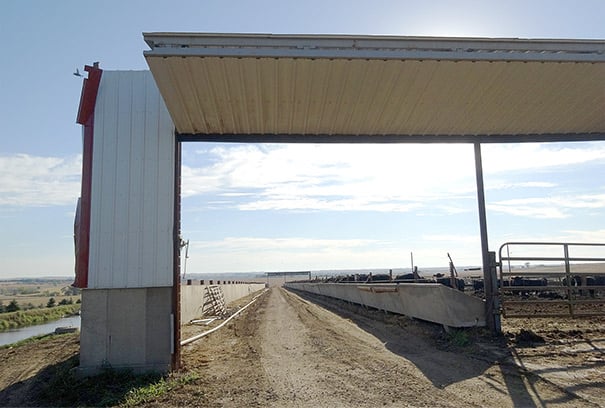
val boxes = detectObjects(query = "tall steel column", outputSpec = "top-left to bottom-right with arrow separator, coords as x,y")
474,142 -> 501,333
172,139 -> 182,369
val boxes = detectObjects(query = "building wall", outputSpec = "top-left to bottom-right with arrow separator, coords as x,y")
88,71 -> 175,289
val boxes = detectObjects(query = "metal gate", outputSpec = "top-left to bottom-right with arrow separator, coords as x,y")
498,242 -> 605,317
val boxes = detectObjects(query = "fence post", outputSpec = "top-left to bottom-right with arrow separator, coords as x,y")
486,251 -> 501,334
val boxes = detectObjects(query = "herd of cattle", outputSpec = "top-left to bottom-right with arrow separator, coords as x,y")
321,272 -> 466,292
318,271 -> 605,298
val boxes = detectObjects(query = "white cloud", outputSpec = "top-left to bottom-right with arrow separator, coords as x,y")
184,144 -> 478,212
561,229 -> 605,243
488,193 -> 605,219
422,234 -> 479,244
238,196 -> 424,212
183,235 -> 484,273
192,237 -> 378,252
487,181 -> 557,191
482,142 -> 605,174
183,142 -> 605,214
187,236 -> 409,272
0,154 -> 81,207
489,203 -> 567,219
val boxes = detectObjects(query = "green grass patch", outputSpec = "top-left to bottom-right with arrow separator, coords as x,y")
446,329 -> 471,347
122,371 -> 200,407
34,356 -> 200,407
0,304 -> 80,331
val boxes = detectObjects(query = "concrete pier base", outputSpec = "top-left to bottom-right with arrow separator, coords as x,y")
78,287 -> 173,375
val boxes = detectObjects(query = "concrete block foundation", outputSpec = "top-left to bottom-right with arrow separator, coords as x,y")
79,287 -> 173,374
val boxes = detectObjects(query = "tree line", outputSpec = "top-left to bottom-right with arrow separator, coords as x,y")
0,297 -> 81,313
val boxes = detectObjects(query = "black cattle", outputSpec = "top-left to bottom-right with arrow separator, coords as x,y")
568,275 -> 605,297
511,277 -> 548,287
393,273 -> 433,284
472,279 -> 484,292
562,275 -> 581,287
562,275 -> 599,297
370,274 -> 391,282
395,273 -> 416,281
587,275 -> 605,297
508,276 -> 547,296
592,275 -> 605,285
435,277 -> 465,291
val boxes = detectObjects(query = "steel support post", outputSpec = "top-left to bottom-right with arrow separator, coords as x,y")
474,143 -> 501,334
172,139 -> 182,369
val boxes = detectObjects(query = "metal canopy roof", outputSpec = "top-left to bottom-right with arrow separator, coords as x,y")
144,33 -> 605,143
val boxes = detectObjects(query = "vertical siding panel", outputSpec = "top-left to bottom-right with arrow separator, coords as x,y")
97,74 -> 119,289
88,100 -> 102,288
142,74 -> 160,286
112,73 -> 132,288
89,71 -> 174,289
127,73 -> 146,287
155,83 -> 175,287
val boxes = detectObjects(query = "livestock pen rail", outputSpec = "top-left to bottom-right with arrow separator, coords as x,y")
498,242 -> 605,318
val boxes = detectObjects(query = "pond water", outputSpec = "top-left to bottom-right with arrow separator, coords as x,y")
0,315 -> 80,347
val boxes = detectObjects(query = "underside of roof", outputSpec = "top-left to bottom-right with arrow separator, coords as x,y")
144,33 -> 605,142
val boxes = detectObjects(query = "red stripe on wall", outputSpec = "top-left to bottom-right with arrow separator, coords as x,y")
74,64 -> 102,288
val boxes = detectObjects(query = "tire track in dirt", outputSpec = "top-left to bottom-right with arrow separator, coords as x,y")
258,288 -> 468,407
267,288 -> 597,407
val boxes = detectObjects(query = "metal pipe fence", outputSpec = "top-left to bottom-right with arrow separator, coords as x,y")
498,242 -> 605,318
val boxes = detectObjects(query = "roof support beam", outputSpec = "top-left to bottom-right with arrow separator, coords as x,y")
177,132 -> 605,144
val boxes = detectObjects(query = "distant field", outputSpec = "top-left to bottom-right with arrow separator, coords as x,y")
500,262 -> 605,275
0,295 -> 80,308
0,279 -> 80,309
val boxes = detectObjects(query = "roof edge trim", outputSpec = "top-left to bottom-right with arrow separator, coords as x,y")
144,33 -> 605,63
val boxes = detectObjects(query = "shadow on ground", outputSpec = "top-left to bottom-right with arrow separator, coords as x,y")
287,287 -> 582,408
0,354 -> 163,407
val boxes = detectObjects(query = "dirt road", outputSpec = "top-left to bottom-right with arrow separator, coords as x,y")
176,287 -> 603,407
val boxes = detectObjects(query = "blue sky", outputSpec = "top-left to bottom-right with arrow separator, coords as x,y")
1,1 -> 604,278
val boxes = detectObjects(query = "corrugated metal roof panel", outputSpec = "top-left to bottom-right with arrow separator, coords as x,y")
144,34 -> 605,138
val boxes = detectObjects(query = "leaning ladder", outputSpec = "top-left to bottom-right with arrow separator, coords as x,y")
202,285 -> 226,317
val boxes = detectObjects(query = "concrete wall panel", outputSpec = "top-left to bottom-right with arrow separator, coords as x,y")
146,288 -> 174,365
285,282 -> 486,328
107,289 -> 146,365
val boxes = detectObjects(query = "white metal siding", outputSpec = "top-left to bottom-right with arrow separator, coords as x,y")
88,71 -> 175,289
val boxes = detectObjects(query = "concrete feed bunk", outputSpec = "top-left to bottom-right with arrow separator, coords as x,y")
285,282 -> 486,328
